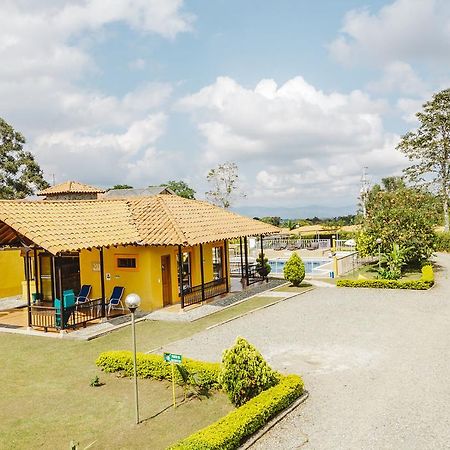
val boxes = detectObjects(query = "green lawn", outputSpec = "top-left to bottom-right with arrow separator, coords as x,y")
272,283 -> 313,293
341,263 -> 422,281
0,291 -> 300,449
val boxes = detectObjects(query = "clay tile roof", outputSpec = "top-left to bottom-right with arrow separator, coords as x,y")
0,195 -> 280,254
0,199 -> 139,254
38,181 -> 105,195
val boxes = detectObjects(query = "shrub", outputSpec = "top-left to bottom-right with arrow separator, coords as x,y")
255,252 -> 271,278
378,243 -> 409,280
218,337 -> 279,407
96,351 -> 220,389
337,265 -> 434,290
434,231 -> 450,251
283,253 -> 305,286
169,374 -> 304,450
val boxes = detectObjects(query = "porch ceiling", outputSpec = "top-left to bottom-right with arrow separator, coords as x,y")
0,195 -> 280,254
0,221 -> 33,248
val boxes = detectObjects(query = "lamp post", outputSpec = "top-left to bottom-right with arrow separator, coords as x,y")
376,238 -> 382,270
125,293 -> 141,425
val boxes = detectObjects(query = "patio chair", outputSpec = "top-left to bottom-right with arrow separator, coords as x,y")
76,285 -> 91,305
106,286 -> 125,316
54,291 -> 75,328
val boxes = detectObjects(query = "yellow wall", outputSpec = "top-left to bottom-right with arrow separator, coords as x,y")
78,241 -> 229,312
0,249 -> 25,298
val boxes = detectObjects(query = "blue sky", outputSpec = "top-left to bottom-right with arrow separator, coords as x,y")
1,0 -> 449,211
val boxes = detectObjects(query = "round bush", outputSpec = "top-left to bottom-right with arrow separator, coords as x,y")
218,337 -> 279,407
283,253 -> 305,286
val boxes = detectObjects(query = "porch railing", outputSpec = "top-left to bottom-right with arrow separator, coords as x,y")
30,298 -> 104,331
246,264 -> 265,285
183,277 -> 227,308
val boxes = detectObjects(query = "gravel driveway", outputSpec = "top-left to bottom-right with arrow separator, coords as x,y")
158,253 -> 450,450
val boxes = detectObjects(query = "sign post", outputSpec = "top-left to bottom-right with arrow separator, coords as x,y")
164,352 -> 183,408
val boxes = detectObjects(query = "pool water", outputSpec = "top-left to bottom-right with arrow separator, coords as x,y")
269,258 -> 330,274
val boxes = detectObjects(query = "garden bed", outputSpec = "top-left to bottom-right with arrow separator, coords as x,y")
337,265 -> 434,290
97,349 -> 305,450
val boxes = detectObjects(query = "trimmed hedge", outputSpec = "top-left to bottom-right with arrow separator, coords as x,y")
96,351 -> 220,389
337,265 -> 434,290
168,374 -> 304,450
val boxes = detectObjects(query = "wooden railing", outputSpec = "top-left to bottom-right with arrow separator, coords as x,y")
30,298 -> 104,331
246,265 -> 265,285
183,278 -> 227,308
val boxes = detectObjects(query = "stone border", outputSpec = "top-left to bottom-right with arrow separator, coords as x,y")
239,391 -> 309,449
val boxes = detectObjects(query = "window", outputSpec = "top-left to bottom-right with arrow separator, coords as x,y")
177,251 -> 192,293
115,255 -> 138,270
213,246 -> 223,280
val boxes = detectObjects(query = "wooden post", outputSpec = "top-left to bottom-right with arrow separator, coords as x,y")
239,237 -> 244,279
260,234 -> 267,282
200,243 -> 205,302
244,236 -> 249,286
57,256 -> 65,331
51,255 -> 57,302
223,240 -> 229,292
33,247 -> 39,299
25,251 -> 32,328
178,245 -> 185,308
99,247 -> 106,318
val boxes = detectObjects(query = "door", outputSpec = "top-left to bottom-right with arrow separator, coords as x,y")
161,255 -> 172,306
39,254 -> 54,302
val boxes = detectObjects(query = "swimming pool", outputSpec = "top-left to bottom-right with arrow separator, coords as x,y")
268,258 -> 331,275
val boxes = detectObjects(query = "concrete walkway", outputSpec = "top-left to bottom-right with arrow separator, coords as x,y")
157,253 -> 450,449
0,295 -> 25,311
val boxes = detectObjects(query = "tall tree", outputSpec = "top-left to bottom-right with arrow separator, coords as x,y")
160,180 -> 196,199
206,161 -> 244,208
0,118 -> 49,199
396,89 -> 450,230
359,184 -> 439,265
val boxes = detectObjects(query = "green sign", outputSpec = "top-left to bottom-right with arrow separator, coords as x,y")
164,352 -> 182,364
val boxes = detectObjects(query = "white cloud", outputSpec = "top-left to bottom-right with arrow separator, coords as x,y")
128,58 -> 147,70
179,76 -> 406,206
35,113 -> 169,186
329,0 -> 450,66
0,1 -> 192,187
367,62 -> 428,96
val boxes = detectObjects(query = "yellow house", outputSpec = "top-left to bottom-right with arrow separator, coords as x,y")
0,195 -> 279,330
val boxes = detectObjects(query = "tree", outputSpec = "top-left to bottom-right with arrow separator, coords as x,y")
205,161 -> 244,208
260,216 -> 281,227
161,180 -> 195,199
110,184 -> 133,190
397,89 -> 450,231
0,118 -> 49,199
361,185 -> 438,265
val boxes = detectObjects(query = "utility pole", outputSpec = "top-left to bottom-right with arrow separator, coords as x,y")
360,167 -> 370,218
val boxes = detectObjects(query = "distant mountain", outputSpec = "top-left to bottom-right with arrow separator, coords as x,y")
231,204 -> 356,220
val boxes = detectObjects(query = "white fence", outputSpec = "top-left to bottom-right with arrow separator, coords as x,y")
261,237 -> 330,251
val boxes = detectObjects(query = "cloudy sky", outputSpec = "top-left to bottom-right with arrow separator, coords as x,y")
2,0 -> 449,210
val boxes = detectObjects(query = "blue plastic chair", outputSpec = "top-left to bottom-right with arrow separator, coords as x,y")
107,286 -> 125,315
76,285 -> 91,305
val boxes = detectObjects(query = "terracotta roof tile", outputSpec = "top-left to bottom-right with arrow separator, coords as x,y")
38,181 -> 105,195
0,196 -> 280,253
